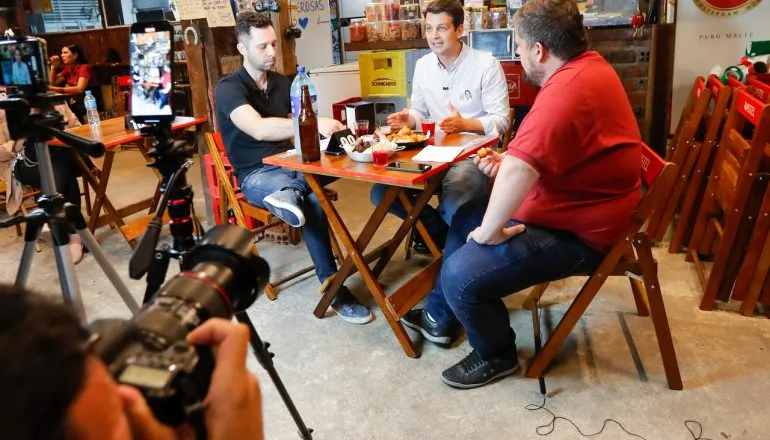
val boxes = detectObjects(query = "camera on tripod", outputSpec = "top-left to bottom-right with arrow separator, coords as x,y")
88,224 -> 270,427
0,30 -> 50,98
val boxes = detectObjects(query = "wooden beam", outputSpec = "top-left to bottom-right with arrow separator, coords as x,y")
272,0 -> 296,75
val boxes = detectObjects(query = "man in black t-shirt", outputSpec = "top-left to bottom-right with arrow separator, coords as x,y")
215,11 -> 372,324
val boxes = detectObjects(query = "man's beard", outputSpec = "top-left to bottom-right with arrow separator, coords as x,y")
522,62 -> 544,87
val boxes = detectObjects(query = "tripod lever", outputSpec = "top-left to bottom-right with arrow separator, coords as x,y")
129,217 -> 163,279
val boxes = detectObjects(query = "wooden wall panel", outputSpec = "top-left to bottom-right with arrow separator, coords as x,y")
42,27 -> 131,66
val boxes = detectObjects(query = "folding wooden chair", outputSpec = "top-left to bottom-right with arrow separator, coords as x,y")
688,90 -> 770,310
205,132 -> 343,300
525,143 -> 682,390
647,77 -> 712,241
668,76 -> 733,253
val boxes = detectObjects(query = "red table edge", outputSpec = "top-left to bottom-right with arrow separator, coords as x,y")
49,116 -> 208,148
263,135 -> 499,187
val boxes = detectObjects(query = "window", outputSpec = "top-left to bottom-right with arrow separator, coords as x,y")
42,0 -> 103,32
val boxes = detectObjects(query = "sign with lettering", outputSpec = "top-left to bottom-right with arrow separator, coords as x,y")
294,0 -> 335,70
671,0 -> 770,131
326,128 -> 356,154
203,0 -> 236,27
174,0 -> 206,19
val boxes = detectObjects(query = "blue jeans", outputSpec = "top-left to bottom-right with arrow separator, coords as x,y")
240,166 -> 338,283
427,198 -> 604,363
369,158 -> 488,239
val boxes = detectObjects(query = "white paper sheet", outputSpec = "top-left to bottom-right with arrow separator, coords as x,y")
411,146 -> 465,163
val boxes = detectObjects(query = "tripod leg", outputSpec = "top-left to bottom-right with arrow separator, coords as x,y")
15,219 -> 44,288
52,242 -> 87,322
78,226 -> 141,314
234,312 -> 314,440
65,204 -> 141,314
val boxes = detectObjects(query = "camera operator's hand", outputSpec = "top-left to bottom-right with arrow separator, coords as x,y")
118,386 -> 194,440
187,319 -> 264,440
117,319 -> 262,440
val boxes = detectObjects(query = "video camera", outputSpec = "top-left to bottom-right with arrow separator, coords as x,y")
88,224 -> 270,428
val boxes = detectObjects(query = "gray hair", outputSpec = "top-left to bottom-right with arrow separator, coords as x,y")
512,0 -> 588,62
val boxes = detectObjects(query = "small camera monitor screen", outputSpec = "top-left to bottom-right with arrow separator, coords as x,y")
130,28 -> 173,117
0,40 -> 44,87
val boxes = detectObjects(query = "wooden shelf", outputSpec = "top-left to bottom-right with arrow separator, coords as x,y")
345,40 -> 429,51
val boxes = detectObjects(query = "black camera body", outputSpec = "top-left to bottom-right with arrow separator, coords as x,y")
0,32 -> 50,97
88,224 -> 270,427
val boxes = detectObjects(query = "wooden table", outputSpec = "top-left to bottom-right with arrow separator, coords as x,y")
50,116 -> 207,246
263,133 -> 499,357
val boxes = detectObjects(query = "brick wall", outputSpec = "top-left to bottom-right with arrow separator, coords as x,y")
587,27 -> 652,131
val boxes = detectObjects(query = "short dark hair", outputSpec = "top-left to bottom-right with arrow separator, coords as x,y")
235,11 -> 274,42
512,0 -> 588,61
425,0 -> 464,29
65,44 -> 88,64
0,285 -> 89,440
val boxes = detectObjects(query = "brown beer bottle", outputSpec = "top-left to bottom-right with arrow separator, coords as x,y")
298,84 -> 321,162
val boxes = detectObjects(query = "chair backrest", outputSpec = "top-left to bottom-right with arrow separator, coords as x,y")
666,76 -> 711,163
212,131 -> 226,152
712,89 -> 770,213
637,143 -> 677,228
205,132 -> 247,227
701,75 -> 733,145
747,77 -> 770,104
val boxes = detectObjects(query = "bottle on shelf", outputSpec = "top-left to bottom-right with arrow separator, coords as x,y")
297,84 -> 321,163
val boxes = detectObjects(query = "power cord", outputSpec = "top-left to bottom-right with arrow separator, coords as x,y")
525,395 -> 647,439
525,394 -> 716,440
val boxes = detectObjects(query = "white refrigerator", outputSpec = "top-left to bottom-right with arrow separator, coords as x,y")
308,62 -> 361,119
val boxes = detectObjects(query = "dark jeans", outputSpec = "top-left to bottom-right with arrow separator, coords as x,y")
239,165 -> 338,284
426,198 -> 604,363
369,158 -> 487,239
14,146 -> 82,209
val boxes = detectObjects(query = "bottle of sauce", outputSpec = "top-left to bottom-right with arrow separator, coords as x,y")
298,84 -> 320,162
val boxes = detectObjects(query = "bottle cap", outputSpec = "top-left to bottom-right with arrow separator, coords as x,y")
85,90 -> 92,95
297,65 -> 305,73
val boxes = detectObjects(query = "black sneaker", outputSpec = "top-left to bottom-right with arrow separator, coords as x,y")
441,350 -> 519,389
401,309 -> 454,347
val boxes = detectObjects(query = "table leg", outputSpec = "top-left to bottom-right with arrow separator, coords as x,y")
310,179 -> 400,317
72,151 -> 125,233
304,174 -> 419,358
371,175 -> 445,278
397,190 -> 442,259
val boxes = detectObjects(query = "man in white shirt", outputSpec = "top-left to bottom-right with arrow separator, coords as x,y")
371,0 -> 510,252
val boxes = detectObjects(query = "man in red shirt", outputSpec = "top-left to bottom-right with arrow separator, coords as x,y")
402,0 -> 641,389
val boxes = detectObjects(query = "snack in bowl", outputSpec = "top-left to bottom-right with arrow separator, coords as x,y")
343,137 -> 404,163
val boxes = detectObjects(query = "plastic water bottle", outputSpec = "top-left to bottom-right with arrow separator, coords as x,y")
84,90 -> 99,127
290,66 -> 318,154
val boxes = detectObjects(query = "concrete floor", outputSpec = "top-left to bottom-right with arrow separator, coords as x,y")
2,149 -> 770,440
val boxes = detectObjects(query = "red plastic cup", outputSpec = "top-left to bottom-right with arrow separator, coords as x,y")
372,144 -> 390,167
420,119 -> 435,137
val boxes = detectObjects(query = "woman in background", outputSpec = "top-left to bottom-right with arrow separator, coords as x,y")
47,45 -> 100,123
